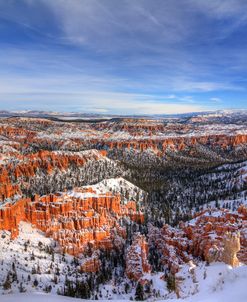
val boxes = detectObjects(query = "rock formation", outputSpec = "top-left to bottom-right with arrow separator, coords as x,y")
0,183 -> 144,274
81,256 -> 101,273
148,206 -> 247,275
0,117 -> 246,164
221,232 -> 241,267
126,233 -> 151,281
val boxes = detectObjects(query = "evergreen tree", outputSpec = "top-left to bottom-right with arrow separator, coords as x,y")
3,271 -> 12,290
33,279 -> 39,287
135,282 -> 144,301
167,273 -> 176,292
18,282 -> 26,293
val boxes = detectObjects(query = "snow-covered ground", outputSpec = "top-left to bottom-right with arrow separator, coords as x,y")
0,222 -> 75,296
174,262 -> 247,302
1,263 -> 247,301
1,293 -> 81,302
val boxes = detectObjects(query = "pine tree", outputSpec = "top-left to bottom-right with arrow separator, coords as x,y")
135,282 -> 144,301
18,282 -> 26,293
33,279 -> 39,287
3,271 -> 12,290
167,273 -> 176,292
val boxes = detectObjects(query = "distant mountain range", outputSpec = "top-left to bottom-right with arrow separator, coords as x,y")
0,109 -> 246,120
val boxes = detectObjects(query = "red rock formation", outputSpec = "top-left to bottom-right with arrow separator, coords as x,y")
221,232 -> 241,267
96,134 -> 247,155
0,184 -> 20,202
0,184 -> 144,274
148,206 -> 247,274
0,198 -> 29,238
126,233 -> 151,281
0,149 -> 106,204
81,257 -> 101,273
1,118 -> 246,159
0,118 -> 246,276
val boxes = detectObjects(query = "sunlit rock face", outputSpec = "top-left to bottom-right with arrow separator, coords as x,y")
221,232 -> 241,267
0,185 -> 144,260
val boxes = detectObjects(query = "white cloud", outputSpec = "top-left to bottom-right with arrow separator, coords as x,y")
210,97 -> 222,103
165,94 -> 177,99
39,0 -> 193,48
0,0 -> 246,113
0,84 -> 210,114
0,69 -> 210,114
170,79 -> 241,92
189,0 -> 247,19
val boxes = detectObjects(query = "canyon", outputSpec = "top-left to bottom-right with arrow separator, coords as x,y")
0,113 -> 247,300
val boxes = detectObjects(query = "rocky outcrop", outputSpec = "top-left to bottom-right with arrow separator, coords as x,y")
0,198 -> 29,238
126,233 -> 151,281
0,184 -> 20,202
97,134 -> 247,153
81,256 -> 101,273
148,206 -> 247,274
148,224 -> 193,274
221,232 -> 241,267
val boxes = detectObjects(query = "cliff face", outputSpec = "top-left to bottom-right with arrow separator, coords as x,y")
0,198 -> 28,239
95,134 -> 247,154
81,257 -> 101,273
83,120 -> 247,158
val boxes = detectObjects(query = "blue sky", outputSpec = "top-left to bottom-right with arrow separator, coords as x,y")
0,0 -> 247,114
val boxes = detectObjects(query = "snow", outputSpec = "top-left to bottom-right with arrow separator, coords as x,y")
81,177 -> 145,204
172,263 -> 247,302
84,177 -> 142,194
0,292 -> 127,302
35,118 -> 247,143
1,293 -> 81,302
67,191 -> 101,199
142,272 -> 168,297
0,222 -> 75,297
2,263 -> 247,302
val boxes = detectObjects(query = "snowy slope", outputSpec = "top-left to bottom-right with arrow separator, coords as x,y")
0,222 -> 76,296
84,177 -> 143,193
2,263 -> 247,302
1,293 -> 80,302
173,262 -> 247,302
83,177 -> 146,203
0,292 -> 125,302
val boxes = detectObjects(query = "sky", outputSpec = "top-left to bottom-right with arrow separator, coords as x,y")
0,0 -> 247,115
